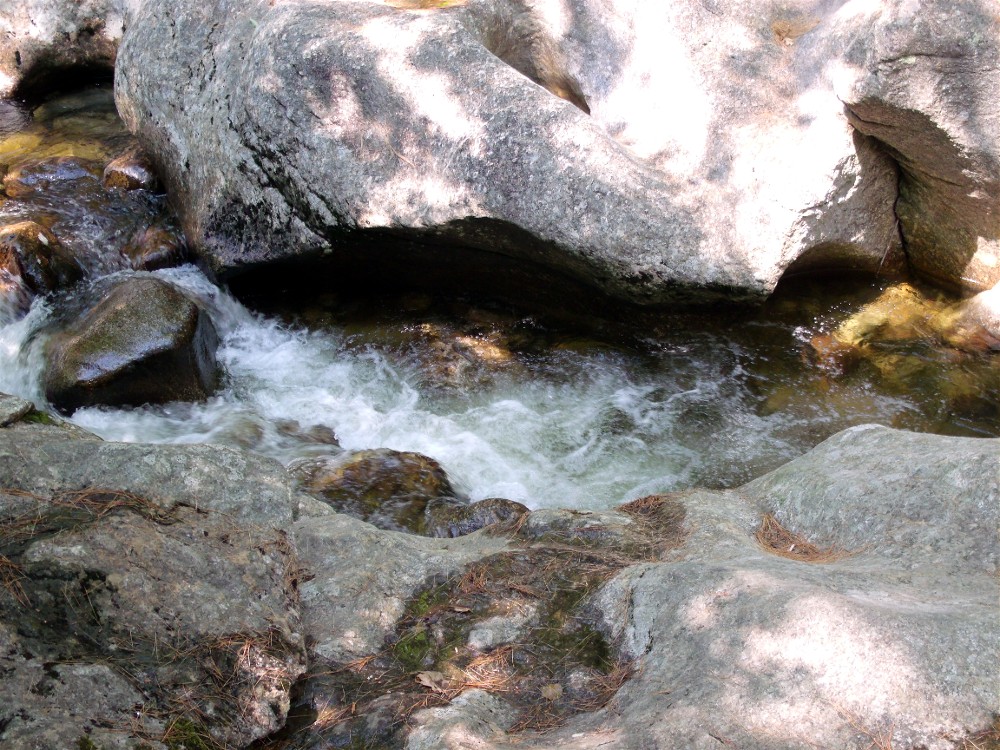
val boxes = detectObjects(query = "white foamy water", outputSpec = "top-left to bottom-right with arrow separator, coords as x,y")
0,266 -> 924,509
3,87 -> 993,511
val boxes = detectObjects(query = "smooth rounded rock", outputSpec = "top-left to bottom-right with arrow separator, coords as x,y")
103,144 -> 159,191
121,223 -> 187,271
43,276 -> 219,413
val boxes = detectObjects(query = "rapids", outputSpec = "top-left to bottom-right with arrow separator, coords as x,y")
1,88 -> 997,509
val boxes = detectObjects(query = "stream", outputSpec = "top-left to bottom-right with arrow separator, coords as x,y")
2,87 -> 998,509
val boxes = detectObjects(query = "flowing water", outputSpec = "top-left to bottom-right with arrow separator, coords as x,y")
2,88 -> 998,509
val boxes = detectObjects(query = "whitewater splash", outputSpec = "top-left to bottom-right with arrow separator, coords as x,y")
4,86 -> 995,510
3,264 -> 846,508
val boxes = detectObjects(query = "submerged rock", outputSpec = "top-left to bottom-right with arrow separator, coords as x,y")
938,285 -> 1000,352
292,448 -> 459,534
810,283 -> 1000,377
0,220 -> 83,295
103,143 -> 159,191
121,223 -> 188,271
43,276 -> 219,413
1,156 -> 102,199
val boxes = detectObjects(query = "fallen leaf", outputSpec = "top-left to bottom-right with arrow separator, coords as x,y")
540,683 -> 563,701
416,671 -> 447,692
451,605 -> 471,613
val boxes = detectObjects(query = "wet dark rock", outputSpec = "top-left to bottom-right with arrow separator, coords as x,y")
1,156 -> 102,199
0,220 -> 83,294
103,144 -> 159,191
275,418 -> 341,447
0,255 -> 32,317
291,448 -> 458,534
42,276 -> 219,413
0,100 -> 30,136
425,496 -> 528,538
121,223 -> 187,271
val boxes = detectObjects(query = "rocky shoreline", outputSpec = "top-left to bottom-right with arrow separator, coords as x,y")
1,394 -> 997,749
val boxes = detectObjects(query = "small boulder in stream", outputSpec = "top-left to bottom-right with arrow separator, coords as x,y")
291,448 -> 459,534
122,223 -> 188,271
43,276 -> 219,413
103,143 -> 160,192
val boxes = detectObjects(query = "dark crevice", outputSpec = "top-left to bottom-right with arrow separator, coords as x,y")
11,65 -> 115,105
221,220 -> 759,341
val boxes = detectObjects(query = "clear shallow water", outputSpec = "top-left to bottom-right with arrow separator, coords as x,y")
1,89 -> 998,509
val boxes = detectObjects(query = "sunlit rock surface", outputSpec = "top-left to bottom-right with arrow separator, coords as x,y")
113,0 -> 910,303
3,1 -> 997,299
837,0 -> 1000,294
413,425 -> 1000,750
1,408 -> 996,748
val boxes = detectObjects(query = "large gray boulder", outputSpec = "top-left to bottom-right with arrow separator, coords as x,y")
111,0 -> 997,301
837,0 -> 1000,293
0,420 -> 310,525
0,414 -> 509,748
0,418 -> 315,748
112,0 -> 902,304
1,404 -> 997,749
